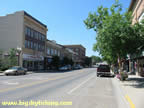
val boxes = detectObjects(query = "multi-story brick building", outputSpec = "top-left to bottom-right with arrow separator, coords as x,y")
0,11 -> 47,70
128,0 -> 144,76
45,40 -> 77,69
129,0 -> 144,24
63,45 -> 86,65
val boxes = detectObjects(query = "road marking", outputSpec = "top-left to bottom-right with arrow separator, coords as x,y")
0,76 -> 65,93
0,70 -> 95,93
125,95 -> 135,108
3,81 -> 19,85
67,75 -> 94,94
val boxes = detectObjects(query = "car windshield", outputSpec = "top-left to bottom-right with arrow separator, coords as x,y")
99,65 -> 109,69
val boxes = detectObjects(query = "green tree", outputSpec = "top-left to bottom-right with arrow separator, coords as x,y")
84,57 -> 92,67
91,56 -> 102,65
51,56 -> 60,70
8,48 -> 18,67
84,0 -> 144,69
62,57 -> 70,66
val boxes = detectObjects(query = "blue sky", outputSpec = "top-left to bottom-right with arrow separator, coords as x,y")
0,0 -> 131,57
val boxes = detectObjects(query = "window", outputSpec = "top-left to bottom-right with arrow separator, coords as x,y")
25,40 -> 27,48
28,28 -> 31,36
55,49 -> 57,55
25,27 -> 28,35
28,41 -> 30,48
35,32 -> 38,40
38,44 -> 41,50
47,48 -> 50,55
76,48 -> 79,51
38,33 -> 41,40
31,41 -> 33,49
51,49 -> 54,55
34,42 -> 37,50
31,29 -> 34,38
42,45 -> 45,50
36,43 -> 38,50
139,12 -> 144,23
58,51 -> 60,56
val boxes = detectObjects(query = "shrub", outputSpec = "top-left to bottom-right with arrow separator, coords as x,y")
120,72 -> 128,81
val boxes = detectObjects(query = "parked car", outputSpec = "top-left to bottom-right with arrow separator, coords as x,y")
59,66 -> 69,71
74,64 -> 83,70
66,65 -> 72,70
97,64 -> 111,77
4,66 -> 27,76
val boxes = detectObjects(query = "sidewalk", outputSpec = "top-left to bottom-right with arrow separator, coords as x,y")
117,75 -> 144,108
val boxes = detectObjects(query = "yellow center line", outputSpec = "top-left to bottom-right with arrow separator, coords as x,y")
125,95 -> 135,108
0,76 -> 67,93
0,70 -> 86,93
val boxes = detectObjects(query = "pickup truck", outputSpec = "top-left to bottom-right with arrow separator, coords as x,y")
97,64 -> 111,77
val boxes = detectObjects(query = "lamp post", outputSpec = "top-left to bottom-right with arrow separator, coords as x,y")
17,47 -> 22,66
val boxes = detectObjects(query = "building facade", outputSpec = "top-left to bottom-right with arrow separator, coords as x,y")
45,40 -> 62,69
0,11 -> 47,70
45,40 -> 77,69
128,0 -> 144,76
63,45 -> 86,65
129,0 -> 144,24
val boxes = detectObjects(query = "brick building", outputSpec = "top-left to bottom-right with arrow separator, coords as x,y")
128,0 -> 144,76
63,45 -> 86,65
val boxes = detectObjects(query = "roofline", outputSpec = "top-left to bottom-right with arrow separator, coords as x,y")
63,44 -> 86,49
24,11 -> 47,28
128,0 -> 136,11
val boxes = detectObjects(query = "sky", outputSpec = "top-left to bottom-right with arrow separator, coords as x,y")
0,0 -> 131,57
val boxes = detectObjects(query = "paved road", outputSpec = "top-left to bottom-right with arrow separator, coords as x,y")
0,68 -> 129,108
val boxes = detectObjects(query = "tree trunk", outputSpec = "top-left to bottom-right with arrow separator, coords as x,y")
117,54 -> 122,73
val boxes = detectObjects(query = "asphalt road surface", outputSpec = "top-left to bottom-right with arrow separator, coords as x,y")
0,68 -> 129,108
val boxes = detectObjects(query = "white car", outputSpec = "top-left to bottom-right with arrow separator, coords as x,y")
4,66 -> 27,76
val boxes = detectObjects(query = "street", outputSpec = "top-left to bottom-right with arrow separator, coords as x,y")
0,68 -> 129,108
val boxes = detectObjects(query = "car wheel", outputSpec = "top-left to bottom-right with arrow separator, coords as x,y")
15,71 -> 18,76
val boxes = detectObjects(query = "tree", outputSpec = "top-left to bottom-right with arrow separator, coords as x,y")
84,0 -> 144,70
62,57 -> 70,66
69,59 -> 74,66
91,56 -> 102,65
84,57 -> 92,67
51,56 -> 60,70
8,48 -> 18,67
0,48 -> 18,71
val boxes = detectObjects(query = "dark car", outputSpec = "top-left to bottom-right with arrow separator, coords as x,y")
97,64 -> 111,77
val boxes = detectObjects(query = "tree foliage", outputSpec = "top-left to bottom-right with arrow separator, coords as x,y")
91,55 -> 102,64
84,57 -> 92,66
84,0 -> 144,65
51,56 -> 60,70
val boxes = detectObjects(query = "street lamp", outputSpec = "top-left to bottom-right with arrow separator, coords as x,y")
17,46 -> 22,66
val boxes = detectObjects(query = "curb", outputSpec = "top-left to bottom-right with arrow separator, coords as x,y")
114,77 -> 135,108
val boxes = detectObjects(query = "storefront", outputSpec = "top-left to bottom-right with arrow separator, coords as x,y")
44,56 -> 52,70
22,53 -> 44,71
